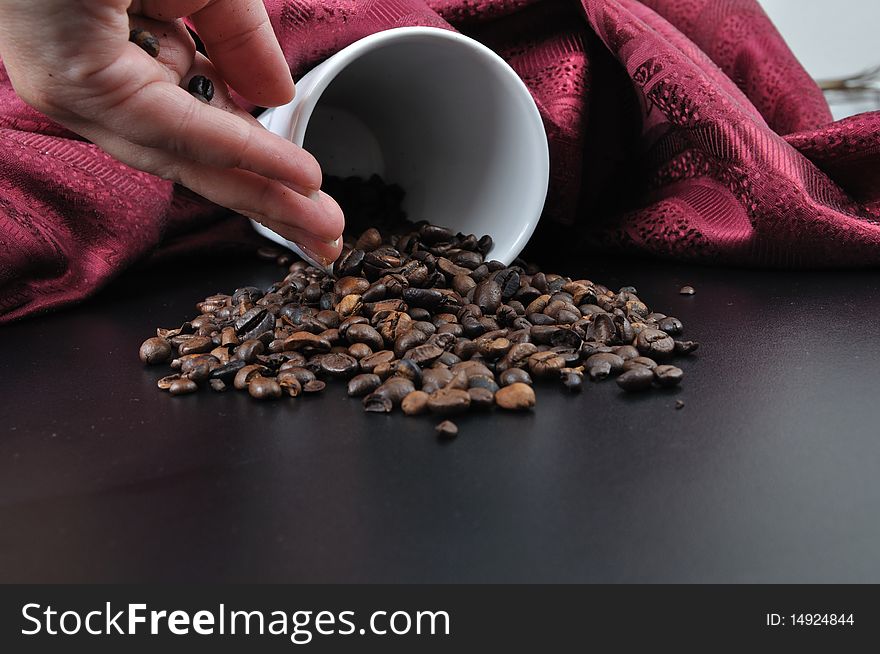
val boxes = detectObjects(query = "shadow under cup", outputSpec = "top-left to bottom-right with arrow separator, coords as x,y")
295,30 -> 549,265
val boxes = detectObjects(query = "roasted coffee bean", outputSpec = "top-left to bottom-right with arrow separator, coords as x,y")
586,313 -> 616,344
427,388 -> 471,415
401,390 -> 430,416
210,359 -> 247,383
498,368 -> 532,387
347,342 -> 373,360
435,420 -> 459,439
675,400 -> 685,410
658,316 -> 683,335
236,338 -> 265,363
277,366 -> 315,386
359,350 -> 395,373
249,377 -> 282,400
130,28 -> 160,57
303,380 -> 327,394
467,387 -> 494,408
169,378 -> 198,395
277,373 -> 303,397
188,75 -> 214,102
473,279 -> 502,314
560,368 -> 583,392
495,383 -> 535,410
209,379 -> 228,392
157,374 -> 181,391
347,373 -> 381,397
679,285 -> 696,295
284,331 -> 331,352
394,329 -> 428,358
183,357 -> 217,384
178,336 -> 214,355
336,249 -> 365,276
319,353 -> 359,378
585,353 -> 624,377
528,351 -> 566,378
616,367 -> 655,392
139,337 -> 172,365
613,345 -> 640,361
674,340 -> 700,355
623,356 -> 658,371
636,328 -> 675,358
404,343 -> 445,366
654,365 -> 684,387
233,364 -> 266,390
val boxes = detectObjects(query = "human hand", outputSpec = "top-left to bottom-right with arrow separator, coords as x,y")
0,0 -> 344,264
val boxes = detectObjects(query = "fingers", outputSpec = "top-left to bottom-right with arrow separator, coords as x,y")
189,0 -> 295,107
171,164 -> 344,243
99,72 -> 321,194
126,15 -> 195,83
135,0 -> 294,107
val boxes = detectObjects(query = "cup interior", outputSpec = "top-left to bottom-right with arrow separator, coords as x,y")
300,30 -> 548,264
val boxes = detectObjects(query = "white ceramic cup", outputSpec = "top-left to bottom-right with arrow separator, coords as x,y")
254,26 -> 550,266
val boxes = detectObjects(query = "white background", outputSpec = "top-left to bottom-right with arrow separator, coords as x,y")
757,0 -> 879,117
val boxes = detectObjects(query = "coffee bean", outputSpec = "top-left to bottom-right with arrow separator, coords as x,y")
495,383 -> 535,410
157,374 -> 181,391
129,28 -> 160,57
319,352 -> 359,378
675,400 -> 685,410
585,353 -> 624,377
674,340 -> 700,355
613,345 -> 640,361
209,379 -> 227,392
303,380 -> 327,394
277,366 -> 315,386
467,387 -> 495,408
473,279 -> 502,315
401,390 -> 430,416
498,368 -> 532,386
236,338 -> 265,363
528,351 -> 566,378
636,328 -> 675,358
188,75 -> 214,102
277,372 -> 303,397
623,356 -> 658,371
435,419 -> 459,439
178,336 -> 214,356
616,367 -> 655,392
169,378 -> 198,395
658,316 -> 683,335
249,377 -> 282,400
560,369 -> 583,392
427,388 -> 471,415
139,337 -> 171,365
347,373 -> 380,397
233,364 -> 266,390
679,285 -> 695,295
654,365 -> 684,387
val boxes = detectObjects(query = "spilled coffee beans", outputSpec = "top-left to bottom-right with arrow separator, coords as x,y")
140,175 -> 698,437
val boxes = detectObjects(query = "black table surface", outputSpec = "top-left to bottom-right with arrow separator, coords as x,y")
2,254 -> 879,583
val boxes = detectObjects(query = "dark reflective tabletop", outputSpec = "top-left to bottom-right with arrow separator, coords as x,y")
2,256 -> 879,582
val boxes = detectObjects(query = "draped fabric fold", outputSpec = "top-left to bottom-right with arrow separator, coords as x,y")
1,0 -> 879,322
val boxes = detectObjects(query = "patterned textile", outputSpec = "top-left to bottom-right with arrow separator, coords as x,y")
1,0 -> 879,322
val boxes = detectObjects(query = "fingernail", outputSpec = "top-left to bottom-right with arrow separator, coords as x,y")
282,181 -> 321,202
293,241 -> 335,274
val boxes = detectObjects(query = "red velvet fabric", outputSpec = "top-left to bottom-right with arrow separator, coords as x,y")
1,0 -> 879,322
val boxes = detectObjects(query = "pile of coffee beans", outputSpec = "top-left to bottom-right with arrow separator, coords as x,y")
140,176 -> 697,437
